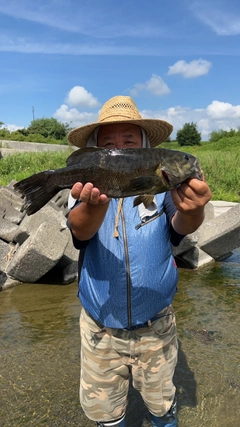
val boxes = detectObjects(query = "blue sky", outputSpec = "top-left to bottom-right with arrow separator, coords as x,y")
0,0 -> 240,140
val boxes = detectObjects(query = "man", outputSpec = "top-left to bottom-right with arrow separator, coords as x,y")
67,96 -> 212,427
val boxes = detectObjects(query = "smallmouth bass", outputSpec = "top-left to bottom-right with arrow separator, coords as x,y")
14,147 -> 202,215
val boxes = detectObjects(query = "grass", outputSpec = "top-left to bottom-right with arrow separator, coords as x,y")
0,151 -> 70,184
0,138 -> 239,202
161,137 -> 240,202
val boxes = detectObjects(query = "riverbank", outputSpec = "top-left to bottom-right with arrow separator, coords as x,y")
0,139 -> 74,157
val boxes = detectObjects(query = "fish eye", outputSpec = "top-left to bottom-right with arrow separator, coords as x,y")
184,154 -> 190,161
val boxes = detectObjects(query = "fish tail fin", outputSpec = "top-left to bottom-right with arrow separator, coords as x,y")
14,171 -> 57,215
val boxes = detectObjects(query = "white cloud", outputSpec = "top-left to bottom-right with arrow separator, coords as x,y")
0,1 -> 85,34
4,99 -> 240,141
0,1 -> 167,38
130,74 -> 170,96
49,87 -> 240,140
52,99 -> 240,141
53,104 -> 98,128
65,86 -> 101,108
0,35 -> 136,55
168,59 -> 212,78
140,100 -> 240,140
206,100 -> 240,119
0,123 -> 23,132
189,1 -> 240,36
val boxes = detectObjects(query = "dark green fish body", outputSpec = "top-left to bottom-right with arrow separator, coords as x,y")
14,147 -> 202,215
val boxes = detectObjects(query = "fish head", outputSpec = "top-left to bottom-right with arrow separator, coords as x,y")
159,150 -> 202,189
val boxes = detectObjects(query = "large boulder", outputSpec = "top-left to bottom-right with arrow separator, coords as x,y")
198,204 -> 240,259
0,184 -> 79,290
7,222 -> 69,282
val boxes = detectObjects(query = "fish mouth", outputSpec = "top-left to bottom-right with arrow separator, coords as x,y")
194,159 -> 203,180
161,170 -> 170,186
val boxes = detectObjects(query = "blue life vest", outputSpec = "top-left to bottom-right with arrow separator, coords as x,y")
79,194 -> 178,328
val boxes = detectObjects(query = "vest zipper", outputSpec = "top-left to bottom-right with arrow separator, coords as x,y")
120,204 -> 132,328
135,209 -> 164,230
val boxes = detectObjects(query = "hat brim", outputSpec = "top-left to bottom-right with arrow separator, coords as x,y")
68,119 -> 173,148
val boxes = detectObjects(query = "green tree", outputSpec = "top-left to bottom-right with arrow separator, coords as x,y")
8,131 -> 25,141
209,128 -> 239,143
27,118 -> 68,140
176,122 -> 201,146
0,128 -> 11,138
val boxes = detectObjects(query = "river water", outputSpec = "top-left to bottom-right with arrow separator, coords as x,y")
0,250 -> 240,427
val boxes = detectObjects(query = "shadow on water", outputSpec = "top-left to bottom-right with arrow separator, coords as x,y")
0,249 -> 240,426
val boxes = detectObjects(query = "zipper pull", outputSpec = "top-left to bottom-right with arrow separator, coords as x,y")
135,209 -> 164,230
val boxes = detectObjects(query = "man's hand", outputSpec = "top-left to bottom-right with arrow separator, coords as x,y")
171,178 -> 212,215
171,177 -> 212,235
68,182 -> 111,241
71,182 -> 110,205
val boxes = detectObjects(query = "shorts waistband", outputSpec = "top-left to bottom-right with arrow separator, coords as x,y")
124,313 -> 171,330
86,309 -> 173,331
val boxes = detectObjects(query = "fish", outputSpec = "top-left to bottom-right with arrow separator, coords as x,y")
14,147 -> 202,215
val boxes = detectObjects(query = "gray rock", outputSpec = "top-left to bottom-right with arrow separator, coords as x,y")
0,202 -> 25,225
13,203 -> 67,244
210,200 -> 238,217
57,233 -> 79,268
7,222 -> 68,282
173,201 -> 215,257
198,204 -> 240,259
0,240 -> 12,273
181,246 -> 214,269
0,218 -> 19,243
173,234 -> 198,257
0,186 -> 25,211
52,189 -> 69,209
0,271 -> 21,291
62,261 -> 78,284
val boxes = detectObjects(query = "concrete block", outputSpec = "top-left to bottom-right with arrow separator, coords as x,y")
13,203 -> 67,244
7,222 -> 68,282
211,201 -> 238,218
0,271 -> 21,290
198,204 -> 240,259
173,201 -> 215,257
173,234 -> 198,257
62,261 -> 78,284
52,189 -> 69,209
0,203 -> 25,225
0,239 -> 11,272
181,246 -> 214,269
0,218 -> 19,242
57,230 -> 79,268
0,187 -> 24,211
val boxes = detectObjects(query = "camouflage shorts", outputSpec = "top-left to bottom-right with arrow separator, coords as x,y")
79,305 -> 178,422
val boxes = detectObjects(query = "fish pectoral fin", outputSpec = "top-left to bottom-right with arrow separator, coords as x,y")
66,147 -> 102,166
130,177 -> 157,208
129,176 -> 156,192
133,195 -> 154,208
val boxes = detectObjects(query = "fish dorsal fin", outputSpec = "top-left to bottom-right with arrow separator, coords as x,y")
66,147 -> 102,166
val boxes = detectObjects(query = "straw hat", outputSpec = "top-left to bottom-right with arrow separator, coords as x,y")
68,95 -> 173,148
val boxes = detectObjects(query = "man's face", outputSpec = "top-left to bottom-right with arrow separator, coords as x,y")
97,123 -> 142,149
